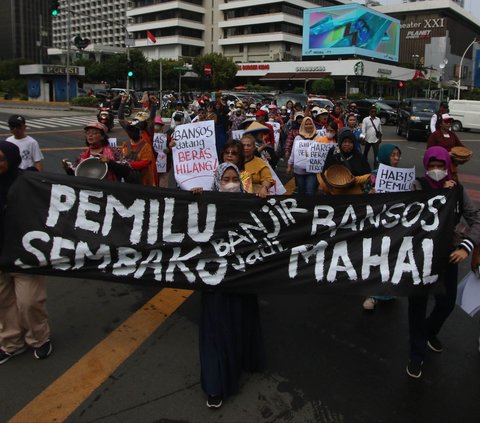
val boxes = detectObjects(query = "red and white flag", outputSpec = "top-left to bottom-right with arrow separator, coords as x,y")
147,31 -> 157,45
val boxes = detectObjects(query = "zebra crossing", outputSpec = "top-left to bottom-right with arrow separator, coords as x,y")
0,115 -> 116,131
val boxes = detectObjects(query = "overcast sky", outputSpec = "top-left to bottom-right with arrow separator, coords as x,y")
354,0 -> 478,19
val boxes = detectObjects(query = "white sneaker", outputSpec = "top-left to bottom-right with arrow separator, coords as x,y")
362,297 -> 377,311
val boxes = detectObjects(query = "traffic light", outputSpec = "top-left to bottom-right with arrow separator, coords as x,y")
398,81 -> 404,88
127,60 -> 134,78
50,0 -> 60,16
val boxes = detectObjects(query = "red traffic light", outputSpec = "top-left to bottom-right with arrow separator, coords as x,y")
398,81 -> 404,88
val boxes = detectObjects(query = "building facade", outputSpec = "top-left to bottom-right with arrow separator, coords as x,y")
375,0 -> 480,91
51,0 -> 128,51
127,0 -> 347,61
0,0 -> 52,63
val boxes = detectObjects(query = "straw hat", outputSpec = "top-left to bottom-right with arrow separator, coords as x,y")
323,164 -> 355,188
450,146 -> 472,165
244,121 -> 270,134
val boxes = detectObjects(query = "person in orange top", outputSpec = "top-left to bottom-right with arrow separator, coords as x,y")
121,124 -> 158,187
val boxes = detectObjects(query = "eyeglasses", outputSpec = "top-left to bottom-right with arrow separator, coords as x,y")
224,150 -> 239,156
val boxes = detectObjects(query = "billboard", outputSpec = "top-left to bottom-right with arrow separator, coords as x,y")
302,4 -> 400,63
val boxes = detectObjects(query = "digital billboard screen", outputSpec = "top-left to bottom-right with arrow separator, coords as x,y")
302,4 -> 400,62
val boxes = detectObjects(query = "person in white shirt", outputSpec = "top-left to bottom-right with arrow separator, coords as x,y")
361,106 -> 382,168
430,102 -> 449,134
6,114 -> 44,171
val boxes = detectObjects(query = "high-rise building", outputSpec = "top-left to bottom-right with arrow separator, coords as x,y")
127,0 -> 347,61
51,0 -> 128,50
0,0 -> 52,62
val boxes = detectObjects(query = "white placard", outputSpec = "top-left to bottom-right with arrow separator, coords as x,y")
269,121 -> 281,146
108,138 -> 117,148
261,155 -> 286,195
456,271 -> 480,316
292,136 -> 314,171
232,130 -> 244,140
152,133 -> 168,173
172,121 -> 218,190
307,142 -> 335,173
374,164 -> 416,193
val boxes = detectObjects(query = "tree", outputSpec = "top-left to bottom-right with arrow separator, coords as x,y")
192,53 -> 238,89
311,78 -> 335,95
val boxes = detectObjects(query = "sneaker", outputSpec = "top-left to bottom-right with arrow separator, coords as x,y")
406,359 -> 423,379
206,395 -> 223,409
34,340 -> 52,360
362,297 -> 377,311
427,336 -> 443,353
0,346 -> 27,364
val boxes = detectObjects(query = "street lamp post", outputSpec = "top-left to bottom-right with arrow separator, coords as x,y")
457,38 -> 478,100
438,58 -> 448,101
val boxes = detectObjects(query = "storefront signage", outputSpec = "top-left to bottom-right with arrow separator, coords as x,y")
295,66 -> 326,72
401,18 -> 445,30
377,68 -> 392,75
42,65 -> 80,76
238,64 -> 270,71
406,30 -> 432,39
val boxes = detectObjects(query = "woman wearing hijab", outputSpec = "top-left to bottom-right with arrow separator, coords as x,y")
199,163 -> 266,409
0,141 -> 52,364
286,116 -> 320,195
362,144 -> 402,310
406,146 -> 480,379
323,129 -> 371,176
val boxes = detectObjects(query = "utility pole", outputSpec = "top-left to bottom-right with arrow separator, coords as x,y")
66,0 -> 71,102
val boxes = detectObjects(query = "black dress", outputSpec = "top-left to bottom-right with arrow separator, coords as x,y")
199,290 -> 266,398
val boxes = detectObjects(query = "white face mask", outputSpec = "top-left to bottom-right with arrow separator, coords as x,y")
220,182 -> 241,192
427,169 -> 447,182
326,131 -> 336,139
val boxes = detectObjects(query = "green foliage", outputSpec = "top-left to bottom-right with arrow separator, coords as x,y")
0,78 -> 27,96
347,92 -> 367,99
70,96 -> 99,107
462,89 -> 480,100
244,84 -> 274,92
192,53 -> 238,90
311,78 -> 335,94
292,86 -> 305,94
0,58 -> 32,80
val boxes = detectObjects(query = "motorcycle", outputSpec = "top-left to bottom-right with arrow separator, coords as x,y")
97,104 -> 115,132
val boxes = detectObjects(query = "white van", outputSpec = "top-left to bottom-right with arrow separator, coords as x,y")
448,99 -> 480,132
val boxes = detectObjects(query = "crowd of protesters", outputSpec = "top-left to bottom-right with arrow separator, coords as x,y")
1,91 -> 480,411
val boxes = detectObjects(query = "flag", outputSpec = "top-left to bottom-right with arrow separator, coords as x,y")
147,31 -> 157,45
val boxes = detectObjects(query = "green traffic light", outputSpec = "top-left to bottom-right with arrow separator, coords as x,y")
127,71 -> 133,77
51,10 -> 58,16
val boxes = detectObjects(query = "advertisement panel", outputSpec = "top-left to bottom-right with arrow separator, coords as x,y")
302,4 -> 400,62
474,49 -> 480,89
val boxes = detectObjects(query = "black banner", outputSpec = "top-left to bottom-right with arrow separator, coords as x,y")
0,172 -> 457,295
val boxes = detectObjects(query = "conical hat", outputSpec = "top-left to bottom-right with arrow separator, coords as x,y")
244,121 -> 269,134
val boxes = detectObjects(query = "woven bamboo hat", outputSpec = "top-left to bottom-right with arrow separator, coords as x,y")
450,146 -> 472,165
323,164 -> 355,188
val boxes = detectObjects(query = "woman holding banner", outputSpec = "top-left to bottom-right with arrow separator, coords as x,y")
240,134 -> 274,198
199,163 -> 266,408
406,146 -> 480,379
319,129 -> 371,194
361,144 -> 402,311
286,116 -> 320,195
221,139 -> 253,193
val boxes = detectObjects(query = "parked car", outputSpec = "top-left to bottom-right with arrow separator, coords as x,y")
355,99 -> 398,125
307,96 -> 335,110
448,99 -> 480,132
382,100 -> 400,111
276,92 -> 308,108
396,98 -> 439,141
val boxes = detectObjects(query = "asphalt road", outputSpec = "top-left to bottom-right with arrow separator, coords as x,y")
1,106 -> 480,423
